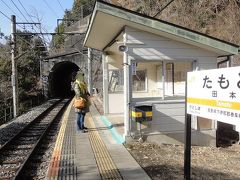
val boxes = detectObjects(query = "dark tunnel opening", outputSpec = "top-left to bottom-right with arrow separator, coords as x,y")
49,61 -> 79,98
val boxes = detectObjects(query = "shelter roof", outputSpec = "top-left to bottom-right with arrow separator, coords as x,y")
84,0 -> 239,55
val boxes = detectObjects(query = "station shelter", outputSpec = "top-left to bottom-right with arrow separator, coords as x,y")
84,1 -> 240,146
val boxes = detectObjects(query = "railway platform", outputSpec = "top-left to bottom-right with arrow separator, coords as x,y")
46,97 -> 151,180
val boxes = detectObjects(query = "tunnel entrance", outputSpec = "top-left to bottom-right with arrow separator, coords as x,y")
49,61 -> 79,98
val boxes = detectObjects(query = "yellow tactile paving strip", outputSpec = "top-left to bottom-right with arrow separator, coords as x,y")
46,100 -> 72,180
46,99 -> 122,180
86,115 -> 123,180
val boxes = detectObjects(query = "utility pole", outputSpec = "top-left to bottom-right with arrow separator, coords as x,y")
80,5 -> 83,19
11,15 -> 19,117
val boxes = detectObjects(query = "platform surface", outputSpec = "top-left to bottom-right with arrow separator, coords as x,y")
46,99 -> 151,180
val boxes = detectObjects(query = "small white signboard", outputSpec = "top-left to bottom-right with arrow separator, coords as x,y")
187,66 -> 240,126
41,75 -> 48,82
132,62 -> 137,75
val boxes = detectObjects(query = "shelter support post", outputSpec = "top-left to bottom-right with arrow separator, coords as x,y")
123,32 -> 130,139
227,56 -> 232,67
102,52 -> 109,114
87,48 -> 92,94
162,61 -> 166,100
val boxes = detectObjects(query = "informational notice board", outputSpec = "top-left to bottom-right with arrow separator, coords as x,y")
187,66 -> 240,127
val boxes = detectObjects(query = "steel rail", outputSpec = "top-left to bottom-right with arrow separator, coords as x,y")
14,98 -> 71,179
0,98 -> 70,179
0,99 -> 61,152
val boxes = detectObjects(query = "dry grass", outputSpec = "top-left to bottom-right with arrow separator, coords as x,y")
125,142 -> 240,180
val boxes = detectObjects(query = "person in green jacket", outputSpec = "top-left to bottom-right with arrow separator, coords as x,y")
73,71 -> 90,133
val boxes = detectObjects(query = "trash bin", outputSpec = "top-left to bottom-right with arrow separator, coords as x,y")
131,105 -> 152,122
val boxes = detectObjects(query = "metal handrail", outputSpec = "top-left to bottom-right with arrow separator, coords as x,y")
0,94 -> 46,125
0,106 -> 13,125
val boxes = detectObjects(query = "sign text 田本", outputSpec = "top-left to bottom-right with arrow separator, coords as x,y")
187,66 -> 240,126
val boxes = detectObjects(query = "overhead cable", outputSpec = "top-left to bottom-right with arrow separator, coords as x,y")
39,26 -> 52,43
153,0 -> 175,18
17,0 -> 51,46
0,11 -> 24,29
10,0 -> 30,23
56,0 -> 65,12
17,0 -> 34,22
43,0 -> 59,18
0,10 -> 11,21
0,8 -> 46,55
0,13 -> 41,51
0,0 -> 24,22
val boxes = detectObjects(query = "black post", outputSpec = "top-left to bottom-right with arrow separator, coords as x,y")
184,114 -> 191,179
184,77 -> 191,180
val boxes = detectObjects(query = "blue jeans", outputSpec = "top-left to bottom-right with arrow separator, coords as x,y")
76,112 -> 86,130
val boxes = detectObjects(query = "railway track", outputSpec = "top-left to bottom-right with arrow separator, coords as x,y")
0,98 -> 70,179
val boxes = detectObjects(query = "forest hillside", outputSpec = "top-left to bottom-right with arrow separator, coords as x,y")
110,0 -> 240,64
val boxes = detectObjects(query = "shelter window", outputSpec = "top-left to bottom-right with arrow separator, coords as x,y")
108,69 -> 147,93
108,70 -> 124,93
132,70 -> 146,92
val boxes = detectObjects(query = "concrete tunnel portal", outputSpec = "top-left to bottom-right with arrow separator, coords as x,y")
49,61 -> 79,98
